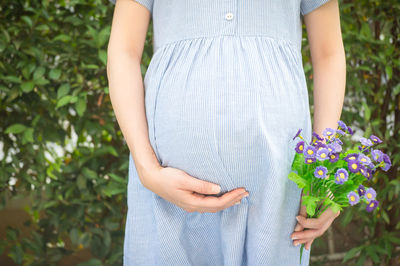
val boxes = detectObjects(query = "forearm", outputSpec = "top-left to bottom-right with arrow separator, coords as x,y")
107,51 -> 161,181
311,51 -> 346,136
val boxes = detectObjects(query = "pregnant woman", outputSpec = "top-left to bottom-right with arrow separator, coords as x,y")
107,0 -> 346,265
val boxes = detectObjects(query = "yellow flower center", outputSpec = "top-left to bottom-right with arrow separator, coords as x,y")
350,195 -> 355,201
361,158 -> 366,162
367,193 -> 372,198
318,170 -> 323,175
352,163 -> 358,169
340,173 -> 344,178
321,153 -> 326,158
350,156 -> 356,160
336,177 -> 340,181
307,149 -> 314,155
370,202 -> 375,207
299,145 -> 303,151
307,159 -> 312,163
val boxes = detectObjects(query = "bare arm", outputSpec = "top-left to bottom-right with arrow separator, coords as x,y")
106,0 -> 249,212
303,0 -> 346,137
107,0 -> 160,186
293,0 -> 344,250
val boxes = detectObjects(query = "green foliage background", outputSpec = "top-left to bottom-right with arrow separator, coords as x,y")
0,0 -> 399,265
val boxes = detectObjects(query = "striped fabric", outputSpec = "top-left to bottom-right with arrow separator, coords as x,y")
109,0 -> 332,265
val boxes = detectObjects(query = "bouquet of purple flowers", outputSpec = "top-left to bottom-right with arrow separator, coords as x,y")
289,120 -> 392,264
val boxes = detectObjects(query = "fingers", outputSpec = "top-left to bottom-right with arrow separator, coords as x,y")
295,214 -> 332,230
183,176 -> 222,195
196,188 -> 248,209
305,239 -> 314,250
293,237 -> 314,249
291,228 -> 322,240
185,188 -> 249,213
293,222 -> 304,232
292,237 -> 311,246
299,203 -> 307,217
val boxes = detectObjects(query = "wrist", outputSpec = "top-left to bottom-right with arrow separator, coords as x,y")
136,160 -> 163,189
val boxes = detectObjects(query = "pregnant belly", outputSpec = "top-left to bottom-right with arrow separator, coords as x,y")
143,41 -> 310,195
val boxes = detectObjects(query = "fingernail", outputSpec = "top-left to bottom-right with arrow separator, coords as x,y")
242,193 -> 249,198
291,236 -> 298,240
212,185 -> 221,194
294,242 -> 299,246
295,216 -> 300,222
234,201 -> 241,205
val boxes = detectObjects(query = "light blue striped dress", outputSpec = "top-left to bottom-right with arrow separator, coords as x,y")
109,0 -> 331,265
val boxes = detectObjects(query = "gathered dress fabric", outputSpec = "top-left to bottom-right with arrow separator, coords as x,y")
109,0 -> 332,265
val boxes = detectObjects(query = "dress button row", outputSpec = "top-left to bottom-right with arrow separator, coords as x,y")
225,12 -> 234,21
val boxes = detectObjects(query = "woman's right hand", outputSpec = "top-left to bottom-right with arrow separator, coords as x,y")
140,165 -> 249,213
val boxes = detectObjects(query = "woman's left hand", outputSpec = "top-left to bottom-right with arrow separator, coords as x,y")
291,201 -> 340,250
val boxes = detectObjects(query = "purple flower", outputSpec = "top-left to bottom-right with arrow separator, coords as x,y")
347,126 -> 354,135
331,142 -> 343,153
316,148 -> 330,161
357,154 -> 372,165
380,153 -> 392,172
357,185 -> 366,196
325,144 -> 335,154
360,137 -> 373,147
295,141 -> 305,154
305,157 -> 316,164
314,166 -> 328,179
348,159 -> 361,173
371,149 -> 383,162
344,153 -> 359,162
366,200 -> 379,212
314,141 -> 327,150
338,120 -> 348,131
329,152 -> 340,163
369,135 -> 382,144
293,129 -> 302,140
364,187 -> 376,202
336,129 -> 346,136
303,145 -> 317,158
334,168 -> 348,184
334,138 -> 344,145
358,145 -> 370,153
359,165 -> 369,178
323,128 -> 336,138
347,191 -> 360,206
365,168 -> 373,181
312,131 -> 324,141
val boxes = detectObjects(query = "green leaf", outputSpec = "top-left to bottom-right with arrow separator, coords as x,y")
53,34 -> 71,42
33,66 -> 45,79
343,245 -> 363,262
362,101 -> 371,121
108,173 -> 127,184
21,16 -> 33,27
302,195 -> 319,217
49,68 -> 61,80
83,167 -> 97,179
5,123 -> 26,134
98,49 -> 107,66
22,128 -> 34,143
70,228 -> 79,246
21,81 -> 35,92
56,95 -> 72,109
76,97 -> 87,117
288,172 -> 307,188
57,84 -> 70,99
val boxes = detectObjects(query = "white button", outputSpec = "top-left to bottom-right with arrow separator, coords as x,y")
225,12 -> 234,20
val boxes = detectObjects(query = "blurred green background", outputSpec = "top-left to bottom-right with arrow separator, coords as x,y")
0,0 -> 399,265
